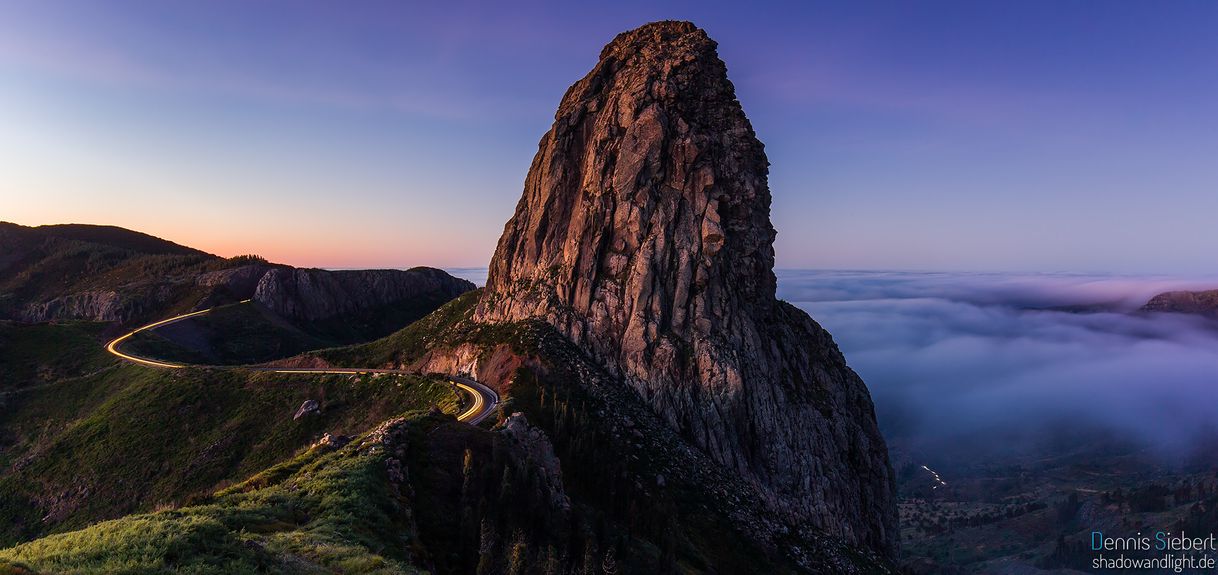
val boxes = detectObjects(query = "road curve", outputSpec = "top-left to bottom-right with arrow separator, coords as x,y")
103,301 -> 499,424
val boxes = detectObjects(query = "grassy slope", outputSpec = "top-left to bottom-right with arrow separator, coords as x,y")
299,291 -> 463,347
0,414 -> 437,575
0,239 -> 229,321
2,223 -> 470,367
0,321 -> 117,391
120,294 -> 464,367
312,289 -> 485,369
32,224 -> 207,256
0,223 -> 272,330
0,358 -> 458,545
122,303 -> 330,366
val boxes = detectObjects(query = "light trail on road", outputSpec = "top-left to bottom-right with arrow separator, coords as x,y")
103,300 -> 498,424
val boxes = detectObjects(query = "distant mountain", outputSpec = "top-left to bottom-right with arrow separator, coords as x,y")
1141,288 -> 1218,318
1,221 -> 225,324
31,223 -> 208,256
0,221 -> 474,363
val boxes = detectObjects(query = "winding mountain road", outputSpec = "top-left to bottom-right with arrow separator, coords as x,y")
103,300 -> 499,424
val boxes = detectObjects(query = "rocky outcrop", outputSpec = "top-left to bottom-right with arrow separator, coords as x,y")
1141,289 -> 1218,318
19,289 -> 186,324
500,413 -> 571,512
474,21 -> 896,555
254,267 -> 474,321
293,399 -> 321,420
195,264 -> 273,299
20,291 -> 134,323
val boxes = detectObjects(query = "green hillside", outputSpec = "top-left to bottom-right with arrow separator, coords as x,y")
0,321 -> 117,391
0,413 -> 435,575
121,302 -> 329,366
0,343 -> 459,545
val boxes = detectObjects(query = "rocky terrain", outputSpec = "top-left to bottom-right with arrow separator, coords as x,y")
473,20 -> 896,556
1141,288 -> 1218,318
253,267 -> 471,322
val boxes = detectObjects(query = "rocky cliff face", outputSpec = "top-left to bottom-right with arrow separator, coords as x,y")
474,21 -> 897,555
21,291 -> 140,323
1141,289 -> 1218,318
253,267 -> 474,321
499,412 -> 571,513
195,264 -> 272,298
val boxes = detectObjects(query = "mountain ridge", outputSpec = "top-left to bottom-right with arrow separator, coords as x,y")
0,221 -> 474,337
0,221 -> 474,367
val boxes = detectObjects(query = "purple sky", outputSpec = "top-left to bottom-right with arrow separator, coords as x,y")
2,1 -> 1215,272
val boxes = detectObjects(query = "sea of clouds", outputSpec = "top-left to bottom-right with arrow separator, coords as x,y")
780,270 -> 1218,463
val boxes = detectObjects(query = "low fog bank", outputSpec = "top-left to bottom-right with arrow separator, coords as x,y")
780,270 -> 1218,464
447,267 -> 489,288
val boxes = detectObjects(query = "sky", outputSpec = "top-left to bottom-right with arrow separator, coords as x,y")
1,1 -> 1215,273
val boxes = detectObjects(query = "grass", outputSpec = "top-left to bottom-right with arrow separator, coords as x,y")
121,294 -> 463,367
122,303 -> 328,366
0,414 -> 435,575
122,331 -> 214,365
0,321 -> 117,391
0,228 -> 242,326
298,291 -> 463,346
0,364 -> 458,545
0,269 -> 470,547
312,289 -> 485,368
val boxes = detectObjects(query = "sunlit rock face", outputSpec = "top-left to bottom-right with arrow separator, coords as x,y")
1142,289 -> 1218,318
475,20 -> 897,556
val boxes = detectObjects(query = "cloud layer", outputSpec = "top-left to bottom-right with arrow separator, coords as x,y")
782,271 -> 1218,461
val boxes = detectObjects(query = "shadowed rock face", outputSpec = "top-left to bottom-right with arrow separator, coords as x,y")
474,21 -> 897,555
254,267 -> 474,321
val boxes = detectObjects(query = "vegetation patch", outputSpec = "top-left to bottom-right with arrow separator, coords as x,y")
0,414 -> 436,575
123,302 -> 328,366
0,321 -> 116,391
0,365 -> 458,545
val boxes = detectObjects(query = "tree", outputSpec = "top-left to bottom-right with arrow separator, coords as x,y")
462,448 -> 476,499
601,547 -> 618,575
581,542 -> 599,575
500,466 -> 515,501
507,529 -> 528,575
477,519 -> 498,575
542,544 -> 561,575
